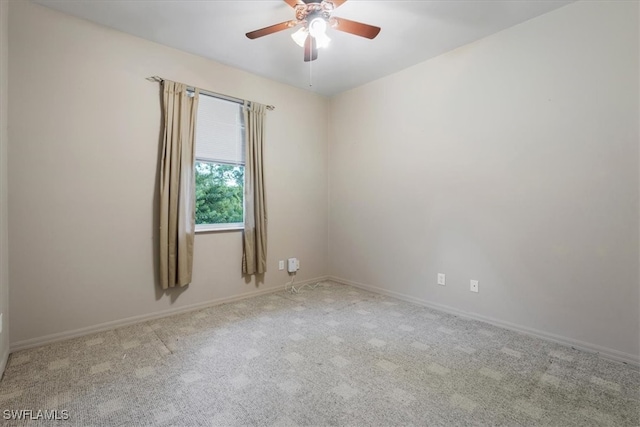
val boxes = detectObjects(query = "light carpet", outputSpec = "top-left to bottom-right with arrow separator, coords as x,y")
0,282 -> 638,426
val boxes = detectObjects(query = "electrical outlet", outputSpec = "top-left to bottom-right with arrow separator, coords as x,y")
437,273 -> 446,286
470,280 -> 479,293
278,260 -> 284,271
296,259 -> 300,270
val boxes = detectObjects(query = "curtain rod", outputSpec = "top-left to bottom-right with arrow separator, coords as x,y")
146,76 -> 275,111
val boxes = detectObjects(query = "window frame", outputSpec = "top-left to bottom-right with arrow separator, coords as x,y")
193,92 -> 246,233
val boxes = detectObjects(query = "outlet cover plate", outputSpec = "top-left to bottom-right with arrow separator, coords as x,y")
470,280 -> 479,293
437,273 -> 446,286
278,260 -> 284,270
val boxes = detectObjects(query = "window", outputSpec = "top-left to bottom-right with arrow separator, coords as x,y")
194,93 -> 245,231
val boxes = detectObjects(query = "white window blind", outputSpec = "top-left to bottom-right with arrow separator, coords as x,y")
195,94 -> 245,165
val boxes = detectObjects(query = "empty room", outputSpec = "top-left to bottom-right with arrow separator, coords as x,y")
0,0 -> 638,425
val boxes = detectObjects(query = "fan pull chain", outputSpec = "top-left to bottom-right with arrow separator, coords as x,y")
309,55 -> 313,87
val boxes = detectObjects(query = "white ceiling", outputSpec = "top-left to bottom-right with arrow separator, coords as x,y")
34,0 -> 573,96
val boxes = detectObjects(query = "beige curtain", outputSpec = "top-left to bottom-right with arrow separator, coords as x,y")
159,81 -> 199,289
242,101 -> 268,275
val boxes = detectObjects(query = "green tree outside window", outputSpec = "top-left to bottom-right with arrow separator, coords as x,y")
195,161 -> 244,225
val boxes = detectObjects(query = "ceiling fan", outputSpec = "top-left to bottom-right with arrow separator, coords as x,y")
246,0 -> 381,62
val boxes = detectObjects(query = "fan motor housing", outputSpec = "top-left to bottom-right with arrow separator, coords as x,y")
295,1 -> 333,22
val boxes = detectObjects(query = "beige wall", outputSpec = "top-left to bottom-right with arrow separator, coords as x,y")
0,0 -> 10,368
329,1 -> 639,360
8,0 -> 328,345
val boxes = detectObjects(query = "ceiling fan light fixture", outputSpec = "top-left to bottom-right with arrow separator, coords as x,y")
308,17 -> 327,38
246,0 -> 381,62
315,32 -> 331,49
291,27 -> 308,47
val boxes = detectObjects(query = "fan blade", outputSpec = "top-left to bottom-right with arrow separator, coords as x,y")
312,38 -> 318,61
304,36 -> 318,62
332,17 -> 380,39
246,20 -> 298,39
284,0 -> 304,7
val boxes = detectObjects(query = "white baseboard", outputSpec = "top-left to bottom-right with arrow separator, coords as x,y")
329,276 -> 640,368
0,347 -> 8,379
11,276 -> 329,352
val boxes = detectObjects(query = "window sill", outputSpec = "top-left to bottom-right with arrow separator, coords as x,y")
196,226 -> 244,234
